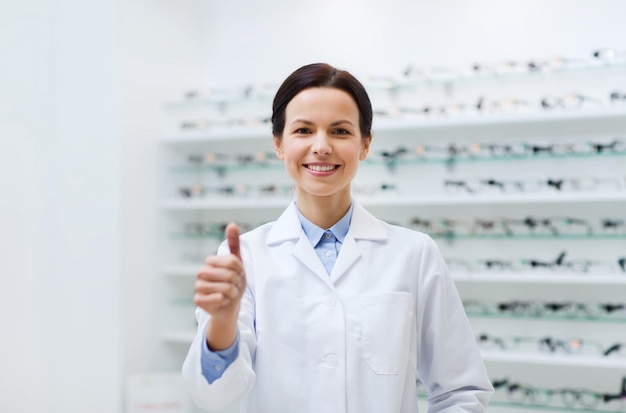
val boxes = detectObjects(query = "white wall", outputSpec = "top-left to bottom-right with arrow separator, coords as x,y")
0,0 -> 208,411
199,0 -> 626,87
0,0 -> 120,412
117,0 -> 208,375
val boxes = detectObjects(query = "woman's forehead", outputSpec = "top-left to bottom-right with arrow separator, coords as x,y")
285,87 -> 359,120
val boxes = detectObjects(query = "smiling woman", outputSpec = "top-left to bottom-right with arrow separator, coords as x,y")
274,86 -> 371,228
182,63 -> 494,413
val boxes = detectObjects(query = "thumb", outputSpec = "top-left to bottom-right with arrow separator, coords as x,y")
225,222 -> 241,260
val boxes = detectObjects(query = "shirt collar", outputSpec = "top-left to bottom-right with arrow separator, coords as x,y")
296,201 -> 354,247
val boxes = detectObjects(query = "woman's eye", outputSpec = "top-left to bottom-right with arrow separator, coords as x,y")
295,127 -> 311,134
333,128 -> 350,135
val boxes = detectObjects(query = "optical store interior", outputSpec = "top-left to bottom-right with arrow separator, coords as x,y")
2,1 -> 626,412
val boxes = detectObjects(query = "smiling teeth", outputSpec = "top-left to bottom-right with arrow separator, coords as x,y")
307,164 -> 336,172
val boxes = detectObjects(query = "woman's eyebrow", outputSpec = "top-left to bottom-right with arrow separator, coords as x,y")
291,119 -> 314,125
330,120 -> 355,126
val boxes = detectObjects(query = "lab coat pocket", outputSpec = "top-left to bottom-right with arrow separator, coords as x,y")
360,292 -> 414,375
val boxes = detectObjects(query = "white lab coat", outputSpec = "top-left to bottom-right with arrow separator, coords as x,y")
182,201 -> 493,413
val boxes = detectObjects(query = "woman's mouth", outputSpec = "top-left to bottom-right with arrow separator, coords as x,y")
305,164 -> 339,172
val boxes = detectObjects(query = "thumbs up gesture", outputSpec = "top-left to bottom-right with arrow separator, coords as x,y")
195,223 -> 246,327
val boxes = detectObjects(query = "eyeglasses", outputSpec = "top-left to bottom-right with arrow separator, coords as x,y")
183,222 -> 228,238
477,253 -> 619,274
179,183 -> 294,199
410,215 -> 624,239
493,376 -> 626,410
475,96 -> 532,113
444,178 -> 530,194
478,333 -> 588,353
604,343 -> 626,357
521,141 -> 576,155
373,137 -> 625,167
492,378 -> 555,406
443,175 -> 625,194
182,222 -> 254,239
610,91 -> 626,104
351,182 -> 397,196
186,151 -> 280,169
471,60 -> 548,75
444,253 -> 622,277
402,65 -> 458,80
182,87 -> 233,101
464,299 -> 626,320
241,82 -> 278,99
592,48 -> 626,62
540,93 -> 604,110
477,333 -> 623,357
180,116 -> 271,131
587,137 -> 626,153
504,216 -> 593,236
408,217 -> 469,238
375,103 -> 470,120
182,83 -> 278,102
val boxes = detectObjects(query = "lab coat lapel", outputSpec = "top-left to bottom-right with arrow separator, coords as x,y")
267,202 -> 331,284
291,235 -> 330,283
330,201 -> 387,283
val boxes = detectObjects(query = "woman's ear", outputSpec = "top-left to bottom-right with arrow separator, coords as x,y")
359,133 -> 372,161
273,136 -> 284,160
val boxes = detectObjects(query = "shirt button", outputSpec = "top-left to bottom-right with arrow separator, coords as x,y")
215,365 -> 222,372
324,297 -> 336,307
325,233 -> 332,239
325,250 -> 333,257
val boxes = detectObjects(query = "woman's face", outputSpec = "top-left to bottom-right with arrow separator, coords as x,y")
274,87 -> 371,205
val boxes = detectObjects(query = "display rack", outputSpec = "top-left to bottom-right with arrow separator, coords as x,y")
158,60 -> 626,412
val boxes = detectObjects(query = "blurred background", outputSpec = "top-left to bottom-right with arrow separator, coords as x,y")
1,0 -> 625,412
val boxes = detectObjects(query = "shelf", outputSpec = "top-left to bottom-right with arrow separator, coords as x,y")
433,233 -> 626,241
481,351 -> 626,369
372,107 -> 626,132
360,192 -> 626,206
170,232 -> 626,243
384,60 -> 626,88
169,150 -> 626,174
364,149 -> 626,167
466,312 -> 626,324
164,266 -> 626,284
163,61 -> 626,110
486,400 -> 625,413
159,107 -> 626,144
169,163 -> 282,174
161,192 -> 626,210
454,273 -> 626,285
161,198 -> 291,211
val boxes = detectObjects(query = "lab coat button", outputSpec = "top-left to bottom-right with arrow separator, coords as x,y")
322,353 -> 338,366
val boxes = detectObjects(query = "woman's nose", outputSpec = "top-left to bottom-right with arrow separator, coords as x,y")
311,133 -> 332,155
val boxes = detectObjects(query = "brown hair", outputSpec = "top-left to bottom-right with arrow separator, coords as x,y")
271,63 -> 373,139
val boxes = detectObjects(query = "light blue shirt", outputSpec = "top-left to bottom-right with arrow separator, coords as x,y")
199,201 -> 354,383
296,202 -> 353,275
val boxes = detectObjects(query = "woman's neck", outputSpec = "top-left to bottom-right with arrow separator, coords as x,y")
296,190 -> 352,229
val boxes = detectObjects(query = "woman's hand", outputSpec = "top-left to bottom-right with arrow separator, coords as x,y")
195,223 -> 246,350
